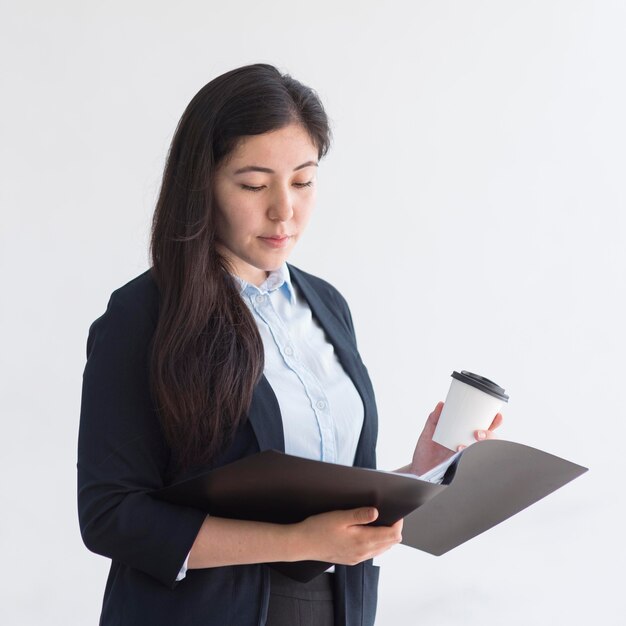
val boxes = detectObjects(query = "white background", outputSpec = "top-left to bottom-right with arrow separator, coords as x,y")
2,1 -> 624,624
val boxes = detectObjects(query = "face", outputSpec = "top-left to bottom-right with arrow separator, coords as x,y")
212,123 -> 319,286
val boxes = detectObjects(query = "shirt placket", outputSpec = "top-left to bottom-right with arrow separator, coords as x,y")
248,288 -> 337,463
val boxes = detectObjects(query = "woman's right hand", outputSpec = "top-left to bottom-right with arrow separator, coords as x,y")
290,507 -> 403,566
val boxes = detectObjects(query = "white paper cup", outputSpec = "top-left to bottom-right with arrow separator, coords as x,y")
432,371 -> 509,451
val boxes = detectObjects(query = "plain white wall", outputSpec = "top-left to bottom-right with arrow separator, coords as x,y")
2,1 -> 624,623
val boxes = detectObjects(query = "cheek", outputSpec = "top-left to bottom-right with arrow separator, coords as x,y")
214,189 -> 255,238
297,196 -> 316,227
214,204 -> 234,240
221,205 -> 264,243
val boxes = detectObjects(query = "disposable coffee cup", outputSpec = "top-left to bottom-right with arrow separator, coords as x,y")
432,370 -> 509,451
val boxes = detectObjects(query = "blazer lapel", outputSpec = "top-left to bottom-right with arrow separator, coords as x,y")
247,374 -> 285,453
288,267 -> 364,388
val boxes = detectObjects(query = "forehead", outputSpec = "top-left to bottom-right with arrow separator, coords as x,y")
225,124 -> 318,169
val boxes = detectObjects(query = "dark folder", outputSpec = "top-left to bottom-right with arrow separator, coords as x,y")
152,440 -> 587,582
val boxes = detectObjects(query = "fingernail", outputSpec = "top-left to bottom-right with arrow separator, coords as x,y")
477,430 -> 486,440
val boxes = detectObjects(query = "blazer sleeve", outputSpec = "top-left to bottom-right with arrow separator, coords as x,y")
76,290 -> 207,590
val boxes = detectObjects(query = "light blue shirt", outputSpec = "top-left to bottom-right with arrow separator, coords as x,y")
232,262 -> 365,466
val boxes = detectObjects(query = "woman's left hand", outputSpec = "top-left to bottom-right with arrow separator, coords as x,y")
409,401 -> 504,476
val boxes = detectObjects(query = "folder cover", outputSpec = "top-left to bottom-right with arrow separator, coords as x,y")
151,439 -> 587,582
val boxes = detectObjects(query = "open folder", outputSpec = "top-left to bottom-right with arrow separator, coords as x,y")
152,439 -> 587,582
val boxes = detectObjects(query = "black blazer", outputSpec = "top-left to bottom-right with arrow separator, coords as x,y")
77,263 -> 381,626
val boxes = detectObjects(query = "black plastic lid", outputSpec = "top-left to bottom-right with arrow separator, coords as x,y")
451,370 -> 509,402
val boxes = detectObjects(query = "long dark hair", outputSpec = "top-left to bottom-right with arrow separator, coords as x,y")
149,64 -> 332,472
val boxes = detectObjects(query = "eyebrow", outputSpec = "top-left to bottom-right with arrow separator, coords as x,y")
233,161 -> 319,175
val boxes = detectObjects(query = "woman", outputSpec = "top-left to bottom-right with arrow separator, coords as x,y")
77,63 -> 502,626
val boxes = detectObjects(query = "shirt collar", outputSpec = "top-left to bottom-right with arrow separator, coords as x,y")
231,262 -> 296,304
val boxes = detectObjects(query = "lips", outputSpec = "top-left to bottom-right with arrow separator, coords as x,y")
258,235 -> 292,248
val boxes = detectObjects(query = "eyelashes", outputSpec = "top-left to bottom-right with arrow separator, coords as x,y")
241,181 -> 314,192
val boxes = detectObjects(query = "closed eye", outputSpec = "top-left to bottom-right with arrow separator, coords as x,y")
241,181 -> 314,192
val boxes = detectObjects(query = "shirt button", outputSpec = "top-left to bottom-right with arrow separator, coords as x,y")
316,400 -> 326,410
284,345 -> 294,356
255,294 -> 265,304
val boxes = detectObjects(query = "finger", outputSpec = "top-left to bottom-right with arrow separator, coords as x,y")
350,507 -> 378,525
456,444 -> 466,452
428,401 -> 445,424
369,522 -> 403,546
374,522 -> 403,544
390,519 -> 403,542
474,428 -> 497,441
488,412 -> 503,431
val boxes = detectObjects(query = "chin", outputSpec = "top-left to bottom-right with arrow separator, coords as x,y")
262,259 -> 288,272
257,252 -> 290,269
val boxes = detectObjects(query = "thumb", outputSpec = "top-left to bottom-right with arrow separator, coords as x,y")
352,507 -> 379,524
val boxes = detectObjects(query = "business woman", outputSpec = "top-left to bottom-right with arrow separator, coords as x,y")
77,63 -> 502,626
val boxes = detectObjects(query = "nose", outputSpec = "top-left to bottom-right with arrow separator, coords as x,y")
267,184 -> 294,222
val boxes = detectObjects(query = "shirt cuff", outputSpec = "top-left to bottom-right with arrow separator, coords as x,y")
418,450 -> 463,484
175,549 -> 191,582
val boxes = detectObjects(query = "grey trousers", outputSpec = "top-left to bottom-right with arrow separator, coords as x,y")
265,568 -> 335,626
